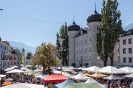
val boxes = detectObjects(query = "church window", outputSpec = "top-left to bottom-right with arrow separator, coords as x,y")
89,47 -> 91,52
90,27 -> 91,31
76,56 -> 78,61
90,56 -> 91,60
85,56 -> 87,61
81,49 -> 82,52
85,40 -> 87,43
85,48 -> 87,53
89,36 -> 91,41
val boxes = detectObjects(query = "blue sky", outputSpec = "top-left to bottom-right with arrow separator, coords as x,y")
0,0 -> 132,47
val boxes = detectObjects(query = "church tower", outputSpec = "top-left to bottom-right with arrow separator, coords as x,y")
68,19 -> 80,66
22,48 -> 26,66
86,2 -> 102,66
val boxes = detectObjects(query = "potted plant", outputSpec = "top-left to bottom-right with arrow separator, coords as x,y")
72,63 -> 76,67
84,63 -> 88,67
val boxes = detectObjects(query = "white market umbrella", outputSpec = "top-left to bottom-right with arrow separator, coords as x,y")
98,66 -> 125,74
85,77 -> 98,83
52,69 -> 61,74
124,73 -> 133,78
4,67 -> 14,71
85,78 -> 107,88
34,68 -> 41,72
119,67 -> 133,73
21,67 -> 28,71
5,78 -> 13,81
24,69 -> 32,73
84,66 -> 101,72
6,69 -> 24,73
56,67 -> 61,69
1,83 -> 45,88
55,78 -> 75,88
35,74 -> 46,78
103,74 -> 124,80
72,73 -> 90,80
0,74 -> 6,78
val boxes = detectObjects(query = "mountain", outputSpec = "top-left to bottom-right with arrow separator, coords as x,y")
124,23 -> 133,30
8,41 -> 36,54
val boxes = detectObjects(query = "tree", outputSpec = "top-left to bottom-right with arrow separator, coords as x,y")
56,22 -> 69,66
32,43 -> 58,74
107,0 -> 123,66
26,52 -> 32,64
96,0 -> 123,66
96,27 -> 110,66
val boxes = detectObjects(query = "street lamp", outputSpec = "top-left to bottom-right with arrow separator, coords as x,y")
58,37 -> 64,74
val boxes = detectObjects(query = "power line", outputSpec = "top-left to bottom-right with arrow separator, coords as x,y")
0,15 -> 86,27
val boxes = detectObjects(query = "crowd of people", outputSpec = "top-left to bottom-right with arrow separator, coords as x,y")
1,67 -> 133,88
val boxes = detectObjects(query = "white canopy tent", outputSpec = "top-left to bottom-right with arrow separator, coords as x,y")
35,74 -> 46,78
1,83 -> 46,88
72,73 -> 90,80
85,78 -> 107,88
21,67 -> 29,71
103,74 -> 124,80
124,73 -> 133,78
84,66 -> 101,72
85,77 -> 98,83
6,69 -> 24,73
34,68 -> 41,72
98,66 -> 125,74
0,74 -> 6,78
52,69 -> 61,74
4,67 -> 14,72
119,67 -> 133,73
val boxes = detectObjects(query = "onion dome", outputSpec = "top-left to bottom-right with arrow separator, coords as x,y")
87,10 -> 101,23
68,21 -> 80,31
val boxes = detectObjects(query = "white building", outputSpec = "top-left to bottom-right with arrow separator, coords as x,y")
120,29 -> 133,66
0,38 -> 9,69
11,48 -> 22,66
68,9 -> 119,67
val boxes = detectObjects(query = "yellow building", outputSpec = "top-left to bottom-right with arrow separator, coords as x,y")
22,48 -> 26,66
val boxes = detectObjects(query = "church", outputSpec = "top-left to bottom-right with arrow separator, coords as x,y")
67,7 -> 119,67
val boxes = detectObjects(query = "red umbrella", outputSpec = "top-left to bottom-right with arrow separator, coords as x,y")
44,74 -> 67,83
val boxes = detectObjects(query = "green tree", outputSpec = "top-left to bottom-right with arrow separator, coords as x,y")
107,0 -> 123,66
26,52 -> 32,64
56,33 -> 61,59
32,43 -> 58,74
56,22 -> 69,66
96,0 -> 123,66
96,27 -> 110,66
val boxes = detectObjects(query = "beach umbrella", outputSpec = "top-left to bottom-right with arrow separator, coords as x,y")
0,74 -> 6,78
72,73 -> 90,80
84,66 -> 101,72
62,72 -> 74,78
124,73 -> 133,78
84,73 -> 90,77
103,74 -> 124,80
119,67 -> 133,73
6,69 -> 24,73
1,83 -> 45,88
89,72 -> 107,78
98,66 -> 125,74
5,78 -> 13,81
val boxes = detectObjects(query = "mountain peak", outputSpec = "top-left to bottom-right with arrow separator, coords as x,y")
8,41 -> 35,54
124,23 -> 133,30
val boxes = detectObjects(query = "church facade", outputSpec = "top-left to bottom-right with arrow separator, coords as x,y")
68,9 -> 120,67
